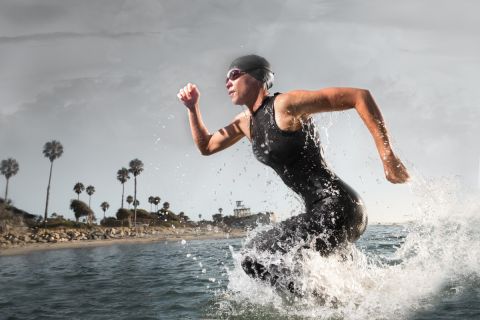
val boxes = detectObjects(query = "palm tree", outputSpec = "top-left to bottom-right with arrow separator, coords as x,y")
116,167 -> 130,209
86,185 -> 95,208
162,202 -> 170,211
0,158 -> 19,203
128,158 -> 144,228
73,182 -> 85,200
148,196 -> 154,212
100,201 -> 110,221
43,140 -> 63,227
154,196 -> 161,212
198,214 -> 202,221
133,199 -> 140,208
126,195 -> 133,209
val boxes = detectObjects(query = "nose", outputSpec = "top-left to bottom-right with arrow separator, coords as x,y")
226,80 -> 232,89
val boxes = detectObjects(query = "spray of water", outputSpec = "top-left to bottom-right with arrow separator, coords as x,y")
208,176 -> 480,319
203,101 -> 479,318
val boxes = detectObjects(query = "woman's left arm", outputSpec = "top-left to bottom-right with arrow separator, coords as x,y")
277,88 -> 410,184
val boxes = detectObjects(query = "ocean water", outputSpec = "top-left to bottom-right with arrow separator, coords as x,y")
1,183 -> 479,319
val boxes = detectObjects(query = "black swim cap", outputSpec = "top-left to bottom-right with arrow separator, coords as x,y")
228,54 -> 274,89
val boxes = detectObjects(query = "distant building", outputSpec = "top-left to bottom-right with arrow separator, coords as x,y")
233,200 -> 251,218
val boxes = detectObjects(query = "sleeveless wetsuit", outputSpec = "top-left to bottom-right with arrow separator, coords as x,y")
241,93 -> 368,286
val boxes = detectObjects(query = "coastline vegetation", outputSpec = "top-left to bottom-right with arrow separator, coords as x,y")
1,140 -> 273,251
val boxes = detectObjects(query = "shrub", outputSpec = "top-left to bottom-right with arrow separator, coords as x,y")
70,200 -> 94,223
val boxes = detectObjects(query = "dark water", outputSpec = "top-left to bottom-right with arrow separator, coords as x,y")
0,225 -> 479,320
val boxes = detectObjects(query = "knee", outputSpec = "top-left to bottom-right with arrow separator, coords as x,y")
241,256 -> 270,281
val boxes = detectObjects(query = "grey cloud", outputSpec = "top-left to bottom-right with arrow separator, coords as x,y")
0,2 -> 67,27
0,31 -> 164,44
1,0 -> 479,223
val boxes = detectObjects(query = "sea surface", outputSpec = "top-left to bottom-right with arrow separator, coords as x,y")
1,217 -> 479,320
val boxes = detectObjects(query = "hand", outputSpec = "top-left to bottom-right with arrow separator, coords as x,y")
177,83 -> 200,110
383,154 -> 410,184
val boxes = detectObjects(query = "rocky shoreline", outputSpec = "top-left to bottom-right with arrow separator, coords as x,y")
0,226 -> 246,256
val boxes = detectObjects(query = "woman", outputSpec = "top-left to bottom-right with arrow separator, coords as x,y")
177,54 -> 410,288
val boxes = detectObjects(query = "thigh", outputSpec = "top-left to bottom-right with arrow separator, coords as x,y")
309,178 -> 368,244
245,213 -> 313,254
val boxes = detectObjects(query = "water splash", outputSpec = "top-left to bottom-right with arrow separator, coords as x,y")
209,177 -> 480,319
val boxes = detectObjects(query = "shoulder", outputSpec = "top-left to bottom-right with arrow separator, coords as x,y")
232,110 -> 252,134
272,90 -> 312,118
233,109 -> 252,124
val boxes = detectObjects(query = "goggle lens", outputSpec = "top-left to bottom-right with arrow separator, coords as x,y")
226,69 -> 245,83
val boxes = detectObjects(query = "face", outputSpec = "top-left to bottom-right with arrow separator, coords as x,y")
225,69 -> 263,105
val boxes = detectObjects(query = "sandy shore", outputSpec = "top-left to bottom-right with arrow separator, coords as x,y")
0,229 -> 246,257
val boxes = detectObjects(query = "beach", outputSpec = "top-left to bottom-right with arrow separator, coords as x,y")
0,226 -> 246,257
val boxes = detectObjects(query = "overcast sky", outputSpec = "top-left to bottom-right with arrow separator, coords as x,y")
1,0 -> 479,223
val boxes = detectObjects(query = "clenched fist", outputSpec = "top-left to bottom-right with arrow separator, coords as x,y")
177,83 -> 200,110
383,154 -> 410,184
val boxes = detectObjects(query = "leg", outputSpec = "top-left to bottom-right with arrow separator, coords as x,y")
241,213 -> 320,293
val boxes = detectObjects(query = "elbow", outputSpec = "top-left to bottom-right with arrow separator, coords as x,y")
199,144 -> 214,156
200,148 -> 212,156
355,89 -> 373,107
358,88 -> 372,99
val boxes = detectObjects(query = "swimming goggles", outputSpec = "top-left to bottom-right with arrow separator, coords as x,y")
226,68 -> 247,83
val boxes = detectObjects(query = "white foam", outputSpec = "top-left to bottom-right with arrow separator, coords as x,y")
219,177 -> 480,319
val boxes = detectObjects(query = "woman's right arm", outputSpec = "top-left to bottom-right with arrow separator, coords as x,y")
177,83 -> 246,155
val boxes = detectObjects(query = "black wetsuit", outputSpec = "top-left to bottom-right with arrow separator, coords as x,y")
241,93 -> 368,285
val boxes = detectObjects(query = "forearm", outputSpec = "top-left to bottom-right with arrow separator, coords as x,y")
187,104 -> 212,155
355,90 -> 394,160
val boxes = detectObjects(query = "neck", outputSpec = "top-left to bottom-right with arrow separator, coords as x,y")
246,89 -> 269,113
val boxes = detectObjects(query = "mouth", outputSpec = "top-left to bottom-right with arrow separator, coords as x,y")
228,90 -> 235,97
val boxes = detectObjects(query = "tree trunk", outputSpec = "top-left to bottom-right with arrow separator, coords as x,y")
133,176 -> 137,229
88,196 -> 91,208
121,183 -> 125,209
4,178 -> 9,203
44,161 -> 54,229
77,193 -> 80,200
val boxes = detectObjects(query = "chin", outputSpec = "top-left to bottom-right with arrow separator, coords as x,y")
230,97 -> 242,105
